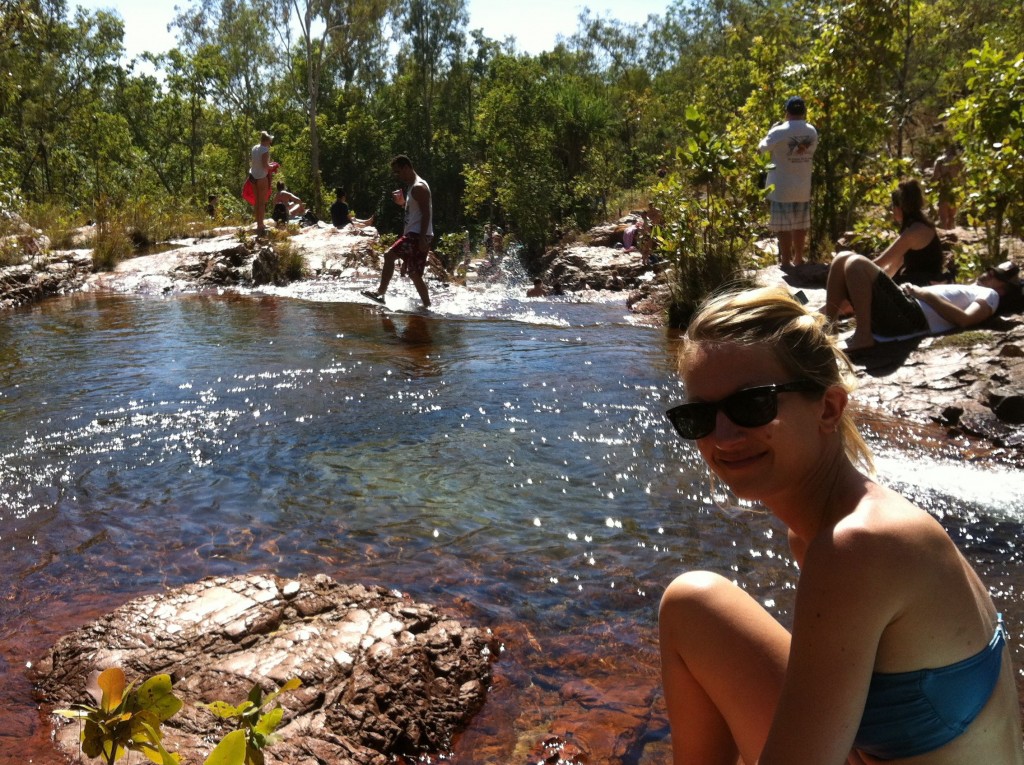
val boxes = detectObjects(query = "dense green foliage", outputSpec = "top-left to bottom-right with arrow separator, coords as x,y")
1,0 -> 1021,318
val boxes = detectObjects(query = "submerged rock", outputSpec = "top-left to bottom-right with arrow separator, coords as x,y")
34,573 -> 497,764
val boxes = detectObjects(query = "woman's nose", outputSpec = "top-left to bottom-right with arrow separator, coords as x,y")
711,409 -> 747,442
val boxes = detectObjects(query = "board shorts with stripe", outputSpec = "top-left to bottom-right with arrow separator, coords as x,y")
388,232 -> 431,279
769,201 -> 811,232
870,272 -> 929,337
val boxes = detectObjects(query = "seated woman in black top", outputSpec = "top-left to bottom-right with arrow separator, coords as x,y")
831,178 -> 946,291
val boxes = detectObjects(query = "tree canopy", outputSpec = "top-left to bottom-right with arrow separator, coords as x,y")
1,0 -> 1021,261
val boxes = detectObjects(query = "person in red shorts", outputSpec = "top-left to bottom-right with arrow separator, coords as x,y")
363,154 -> 433,308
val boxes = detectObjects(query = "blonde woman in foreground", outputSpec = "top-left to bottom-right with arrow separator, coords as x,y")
659,286 -> 1023,764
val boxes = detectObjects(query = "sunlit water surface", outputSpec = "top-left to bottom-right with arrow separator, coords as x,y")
1,277 -> 1023,763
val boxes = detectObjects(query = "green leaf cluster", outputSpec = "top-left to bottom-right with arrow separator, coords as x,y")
200,678 -> 302,765
655,107 -> 757,326
53,668 -> 302,765
54,667 -> 182,765
945,43 -> 1024,261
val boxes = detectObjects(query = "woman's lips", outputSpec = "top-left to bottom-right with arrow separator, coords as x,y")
714,449 -> 768,471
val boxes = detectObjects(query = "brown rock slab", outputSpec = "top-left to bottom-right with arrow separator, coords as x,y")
33,573 -> 496,764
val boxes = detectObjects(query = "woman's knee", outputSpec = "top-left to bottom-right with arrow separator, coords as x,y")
660,570 -> 735,623
844,253 -> 881,282
831,250 -> 865,270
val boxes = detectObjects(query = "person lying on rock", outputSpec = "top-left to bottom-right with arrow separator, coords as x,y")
660,286 -> 1024,764
824,256 -> 1021,352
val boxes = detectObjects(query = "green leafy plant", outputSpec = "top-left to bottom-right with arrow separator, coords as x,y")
945,43 -> 1024,262
200,678 -> 301,765
655,106 -> 757,327
53,667 -> 182,765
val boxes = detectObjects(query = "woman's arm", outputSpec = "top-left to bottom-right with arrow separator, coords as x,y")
904,284 -> 995,328
761,525 -> 897,765
871,222 -> 932,277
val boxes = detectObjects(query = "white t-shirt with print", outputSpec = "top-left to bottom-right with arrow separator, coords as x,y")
758,120 -> 818,203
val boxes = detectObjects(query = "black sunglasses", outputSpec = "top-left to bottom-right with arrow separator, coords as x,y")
665,380 -> 824,440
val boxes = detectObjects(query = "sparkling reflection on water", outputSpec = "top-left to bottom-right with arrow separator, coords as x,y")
1,289 -> 1022,763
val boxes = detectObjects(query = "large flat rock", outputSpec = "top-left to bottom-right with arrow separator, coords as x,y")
33,573 -> 496,764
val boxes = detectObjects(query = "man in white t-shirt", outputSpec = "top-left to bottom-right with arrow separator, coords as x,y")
824,253 -> 1021,351
759,96 -> 818,269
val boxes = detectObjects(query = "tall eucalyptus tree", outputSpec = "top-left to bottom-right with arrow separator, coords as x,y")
275,0 -> 398,212
394,0 -> 467,165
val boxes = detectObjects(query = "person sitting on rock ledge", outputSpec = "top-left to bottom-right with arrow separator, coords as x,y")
829,178 -> 948,290
659,286 -> 1024,764
621,218 -> 642,253
827,178 -> 946,296
272,182 -> 305,225
873,178 -> 948,286
824,256 -> 1021,352
330,187 -> 375,230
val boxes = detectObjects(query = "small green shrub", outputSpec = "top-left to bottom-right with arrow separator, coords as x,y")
54,667 -> 182,765
279,242 -> 306,282
201,678 -> 301,765
91,207 -> 133,272
0,231 -> 24,267
432,232 -> 467,273
23,201 -> 80,250
53,667 -> 300,765
655,107 -> 758,327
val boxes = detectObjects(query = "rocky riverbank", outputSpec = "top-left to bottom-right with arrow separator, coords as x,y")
2,220 -> 1022,468
4,219 -> 1022,765
34,573 -> 496,764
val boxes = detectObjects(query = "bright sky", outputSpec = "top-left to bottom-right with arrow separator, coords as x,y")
71,0 -> 670,59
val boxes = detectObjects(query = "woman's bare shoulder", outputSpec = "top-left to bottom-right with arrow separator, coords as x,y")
806,486 -> 946,577
898,220 -> 938,247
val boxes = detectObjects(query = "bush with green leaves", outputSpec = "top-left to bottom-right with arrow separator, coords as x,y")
944,43 -> 1024,262
200,678 -> 302,765
54,667 -> 182,765
54,668 -> 300,765
654,107 -> 758,327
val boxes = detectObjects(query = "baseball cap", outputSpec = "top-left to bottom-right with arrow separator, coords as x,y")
989,260 -> 1020,284
785,96 -> 806,117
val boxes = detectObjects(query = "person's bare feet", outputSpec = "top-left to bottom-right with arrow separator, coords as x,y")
844,334 -> 876,353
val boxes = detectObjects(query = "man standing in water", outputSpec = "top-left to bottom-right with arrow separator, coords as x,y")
363,154 -> 433,308
758,96 -> 817,269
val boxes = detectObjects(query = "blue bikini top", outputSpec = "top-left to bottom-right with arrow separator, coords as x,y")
854,616 -> 1006,759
